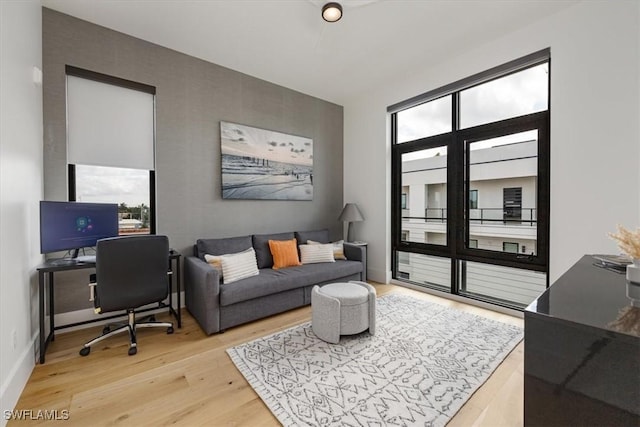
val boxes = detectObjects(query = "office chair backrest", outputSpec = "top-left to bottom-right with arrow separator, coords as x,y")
95,235 -> 170,312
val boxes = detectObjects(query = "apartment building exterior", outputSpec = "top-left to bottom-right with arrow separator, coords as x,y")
398,138 -> 546,306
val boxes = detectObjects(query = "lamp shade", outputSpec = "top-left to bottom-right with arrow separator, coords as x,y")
338,203 -> 364,222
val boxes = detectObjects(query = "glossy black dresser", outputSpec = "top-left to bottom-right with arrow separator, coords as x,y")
524,255 -> 640,427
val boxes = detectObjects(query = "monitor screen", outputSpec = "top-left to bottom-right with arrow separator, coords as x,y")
40,201 -> 119,254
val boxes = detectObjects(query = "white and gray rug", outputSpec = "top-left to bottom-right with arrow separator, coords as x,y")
227,293 -> 523,427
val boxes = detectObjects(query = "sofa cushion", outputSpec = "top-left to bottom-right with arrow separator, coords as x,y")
204,254 -> 224,276
196,235 -> 252,260
295,229 -> 330,246
252,232 -> 295,269
309,239 -> 346,260
220,248 -> 259,284
219,260 -> 363,306
291,260 -> 362,288
269,238 -> 301,270
299,243 -> 335,264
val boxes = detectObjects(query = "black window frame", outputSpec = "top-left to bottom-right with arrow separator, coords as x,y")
458,112 -> 549,268
68,165 -> 157,235
392,132 -> 452,253
390,49 -> 550,309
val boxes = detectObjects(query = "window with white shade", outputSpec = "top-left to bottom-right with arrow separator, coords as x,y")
66,66 -> 156,235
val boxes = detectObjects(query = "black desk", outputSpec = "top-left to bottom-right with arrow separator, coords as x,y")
524,255 -> 639,426
36,252 -> 181,364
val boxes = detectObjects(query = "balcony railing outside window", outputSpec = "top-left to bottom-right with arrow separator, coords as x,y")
402,207 -> 537,225
424,208 -> 447,223
468,208 -> 537,225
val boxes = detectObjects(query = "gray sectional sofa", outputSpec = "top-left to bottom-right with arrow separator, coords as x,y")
184,229 -> 366,335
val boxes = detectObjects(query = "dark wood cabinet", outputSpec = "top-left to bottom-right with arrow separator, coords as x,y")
524,255 -> 640,426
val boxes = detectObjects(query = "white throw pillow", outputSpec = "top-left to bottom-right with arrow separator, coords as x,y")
308,239 -> 346,260
299,243 -> 335,264
220,248 -> 259,284
204,254 -> 223,277
205,249 -> 248,279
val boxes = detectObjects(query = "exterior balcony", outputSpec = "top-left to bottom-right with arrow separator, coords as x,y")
402,207 -> 537,240
396,254 -> 546,307
398,206 -> 544,307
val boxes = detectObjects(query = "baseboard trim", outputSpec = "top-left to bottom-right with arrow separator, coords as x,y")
367,267 -> 391,284
0,332 -> 37,426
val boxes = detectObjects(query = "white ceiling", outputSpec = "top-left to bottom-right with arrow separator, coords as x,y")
41,0 -> 579,105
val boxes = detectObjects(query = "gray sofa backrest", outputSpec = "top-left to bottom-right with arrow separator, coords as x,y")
252,232 -> 295,269
196,235 -> 253,260
295,229 -> 330,246
195,229 -> 332,265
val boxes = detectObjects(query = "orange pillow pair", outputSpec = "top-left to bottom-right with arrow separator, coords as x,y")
268,238 -> 301,270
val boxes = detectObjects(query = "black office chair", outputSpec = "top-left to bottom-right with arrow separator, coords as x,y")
79,235 -> 174,357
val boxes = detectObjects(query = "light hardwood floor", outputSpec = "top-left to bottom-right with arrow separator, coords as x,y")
11,283 -> 524,426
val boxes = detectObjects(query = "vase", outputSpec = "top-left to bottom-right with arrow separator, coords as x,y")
627,259 -> 640,285
627,261 -> 640,308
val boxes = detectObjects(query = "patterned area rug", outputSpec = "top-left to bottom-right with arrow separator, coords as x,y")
227,293 -> 523,426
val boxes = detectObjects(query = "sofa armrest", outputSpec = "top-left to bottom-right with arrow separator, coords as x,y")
184,256 -> 221,334
343,243 -> 367,281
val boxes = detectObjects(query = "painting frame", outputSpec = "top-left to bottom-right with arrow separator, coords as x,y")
220,121 -> 313,200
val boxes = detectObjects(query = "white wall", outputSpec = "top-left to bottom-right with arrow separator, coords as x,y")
0,1 -> 43,421
344,1 -> 640,284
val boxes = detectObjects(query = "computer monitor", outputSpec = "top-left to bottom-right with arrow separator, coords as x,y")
40,201 -> 119,260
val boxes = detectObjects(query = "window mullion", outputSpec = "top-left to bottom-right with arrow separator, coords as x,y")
68,164 -> 76,201
450,93 -> 460,294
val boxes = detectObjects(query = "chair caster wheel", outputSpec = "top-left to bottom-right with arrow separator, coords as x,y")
167,326 -> 174,334
79,347 -> 90,356
102,326 -> 110,334
128,346 -> 137,356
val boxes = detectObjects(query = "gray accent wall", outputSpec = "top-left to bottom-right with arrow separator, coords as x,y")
43,8 -> 344,313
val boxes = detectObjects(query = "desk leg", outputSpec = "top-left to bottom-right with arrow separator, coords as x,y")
168,270 -> 173,316
39,271 -> 45,364
49,272 -> 55,341
176,259 -> 181,328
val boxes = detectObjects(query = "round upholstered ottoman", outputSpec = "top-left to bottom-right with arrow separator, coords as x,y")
311,281 -> 376,344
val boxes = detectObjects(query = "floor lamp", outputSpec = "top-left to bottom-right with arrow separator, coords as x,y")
338,203 -> 364,242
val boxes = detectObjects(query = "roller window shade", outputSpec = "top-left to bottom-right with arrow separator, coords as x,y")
67,75 -> 155,170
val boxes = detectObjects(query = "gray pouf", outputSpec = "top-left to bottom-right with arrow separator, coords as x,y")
311,281 -> 376,344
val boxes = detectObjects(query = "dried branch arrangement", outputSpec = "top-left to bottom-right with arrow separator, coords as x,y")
608,305 -> 640,337
609,225 -> 640,260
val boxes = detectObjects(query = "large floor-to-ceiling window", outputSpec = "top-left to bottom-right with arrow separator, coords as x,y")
390,50 -> 550,309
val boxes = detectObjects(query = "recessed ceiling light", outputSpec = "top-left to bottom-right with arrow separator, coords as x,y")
322,2 -> 343,22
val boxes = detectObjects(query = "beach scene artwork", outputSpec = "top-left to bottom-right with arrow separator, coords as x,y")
220,121 -> 313,200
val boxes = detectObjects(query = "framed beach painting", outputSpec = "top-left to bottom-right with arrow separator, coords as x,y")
220,121 -> 313,200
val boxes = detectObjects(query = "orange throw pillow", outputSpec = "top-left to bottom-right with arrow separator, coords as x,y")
268,238 -> 301,270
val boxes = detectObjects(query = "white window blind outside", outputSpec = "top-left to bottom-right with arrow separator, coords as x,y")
66,75 -> 155,170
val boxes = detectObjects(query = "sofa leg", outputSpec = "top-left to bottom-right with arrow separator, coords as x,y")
218,330 -> 225,334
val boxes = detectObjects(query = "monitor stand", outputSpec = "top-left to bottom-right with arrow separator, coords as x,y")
48,249 -> 82,266
49,258 -> 79,266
